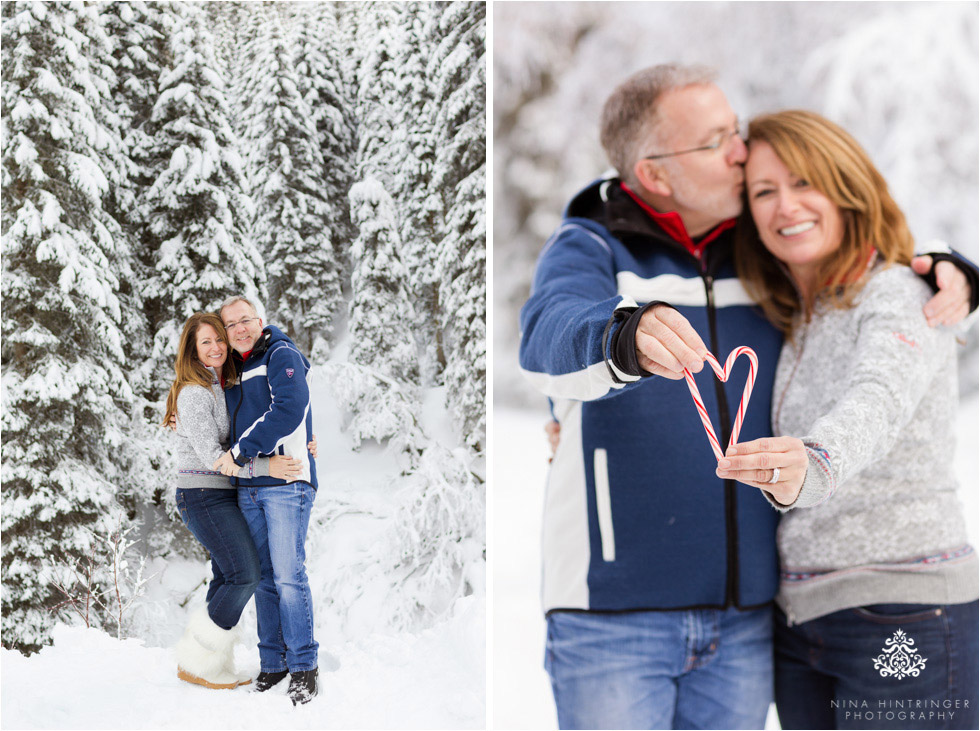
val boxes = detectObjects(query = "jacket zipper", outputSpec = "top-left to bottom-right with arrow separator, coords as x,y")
701,259 -> 739,609
230,357 -> 245,488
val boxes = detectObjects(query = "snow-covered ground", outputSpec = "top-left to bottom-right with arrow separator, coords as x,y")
491,392 -> 980,730
2,600 -> 483,730
1,363 -> 485,730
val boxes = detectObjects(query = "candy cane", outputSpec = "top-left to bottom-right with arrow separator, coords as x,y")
683,346 -> 758,462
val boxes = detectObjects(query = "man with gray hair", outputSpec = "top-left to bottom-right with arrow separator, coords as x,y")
213,295 -> 320,705
519,64 -> 975,729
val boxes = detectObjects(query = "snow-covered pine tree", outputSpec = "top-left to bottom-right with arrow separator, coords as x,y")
349,1 -> 402,184
243,15 -> 341,360
2,0 -> 134,652
102,1 -> 173,215
339,177 -> 422,451
101,0 -> 187,549
332,2 -> 424,450
203,1 -> 238,81
389,2 -> 445,386
334,1 -> 371,100
231,2 -> 276,177
135,2 -> 263,400
293,2 -> 356,274
429,1 -> 486,451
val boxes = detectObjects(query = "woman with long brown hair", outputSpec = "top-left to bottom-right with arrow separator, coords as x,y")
163,312 -> 303,690
717,110 -> 978,729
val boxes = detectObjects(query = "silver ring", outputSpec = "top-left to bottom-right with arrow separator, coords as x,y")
767,466 -> 780,484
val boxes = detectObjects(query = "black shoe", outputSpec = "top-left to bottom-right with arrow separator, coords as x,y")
254,669 -> 289,692
287,668 -> 318,705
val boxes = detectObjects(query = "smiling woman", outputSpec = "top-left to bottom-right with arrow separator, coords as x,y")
744,141 -> 845,294
195,322 -> 229,370
736,110 -> 915,334
727,110 -> 979,730
160,312 -> 302,691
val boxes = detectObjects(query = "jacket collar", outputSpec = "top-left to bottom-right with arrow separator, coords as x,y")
565,176 -> 737,268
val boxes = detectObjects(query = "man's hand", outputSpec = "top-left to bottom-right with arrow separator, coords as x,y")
308,434 -> 318,459
636,305 -> 708,379
270,455 -> 302,480
212,451 -> 240,477
715,437 -> 807,506
912,256 -> 970,327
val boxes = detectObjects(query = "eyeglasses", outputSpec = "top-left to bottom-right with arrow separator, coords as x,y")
224,317 -> 259,331
643,121 -> 744,161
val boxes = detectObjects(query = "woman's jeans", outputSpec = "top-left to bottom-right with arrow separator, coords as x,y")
176,487 -> 261,630
545,605 -> 773,729
775,601 -> 979,730
238,482 -> 318,673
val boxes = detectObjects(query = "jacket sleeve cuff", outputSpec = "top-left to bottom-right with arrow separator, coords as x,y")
919,249 -> 979,313
609,301 -> 675,377
232,446 -> 246,466
762,443 -> 836,512
252,457 -> 270,478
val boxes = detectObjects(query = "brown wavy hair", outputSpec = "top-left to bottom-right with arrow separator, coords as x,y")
162,313 -> 237,426
734,110 -> 914,336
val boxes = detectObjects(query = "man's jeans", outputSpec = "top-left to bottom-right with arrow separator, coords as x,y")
775,601 -> 979,730
176,488 -> 260,630
545,606 -> 773,729
238,483 -> 319,672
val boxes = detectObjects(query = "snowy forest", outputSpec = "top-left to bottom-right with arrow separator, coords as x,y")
1,0 -> 486,668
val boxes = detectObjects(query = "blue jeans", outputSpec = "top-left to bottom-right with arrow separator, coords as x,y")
175,488 -> 260,630
238,483 -> 318,672
545,606 -> 773,729
775,601 -> 979,729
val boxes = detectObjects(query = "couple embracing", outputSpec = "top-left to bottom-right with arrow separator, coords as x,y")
162,296 -> 319,705
521,64 -> 979,729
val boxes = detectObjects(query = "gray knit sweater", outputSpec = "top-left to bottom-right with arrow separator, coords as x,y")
175,367 -> 269,489
763,263 -> 977,625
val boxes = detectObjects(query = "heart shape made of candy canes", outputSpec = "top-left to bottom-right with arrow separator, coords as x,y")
683,346 -> 759,462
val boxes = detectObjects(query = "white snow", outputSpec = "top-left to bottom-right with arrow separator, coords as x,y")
490,394 -> 980,730
1,601 -> 483,730
1,364 -> 485,730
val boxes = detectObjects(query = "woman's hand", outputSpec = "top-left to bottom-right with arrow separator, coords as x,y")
714,436 -> 807,506
545,420 -> 560,462
270,455 -> 303,480
307,434 -> 318,459
212,451 -> 240,477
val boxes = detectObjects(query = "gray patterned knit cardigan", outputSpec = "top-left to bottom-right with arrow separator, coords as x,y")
762,263 -> 977,625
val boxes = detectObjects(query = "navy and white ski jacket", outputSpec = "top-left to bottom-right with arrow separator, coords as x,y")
225,325 -> 317,490
520,176 -> 978,616
521,177 -> 788,614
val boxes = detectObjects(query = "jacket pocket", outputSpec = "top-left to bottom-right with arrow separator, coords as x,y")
852,604 -> 944,624
593,448 -> 616,562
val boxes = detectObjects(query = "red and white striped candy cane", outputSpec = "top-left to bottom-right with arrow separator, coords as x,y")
683,346 -> 758,462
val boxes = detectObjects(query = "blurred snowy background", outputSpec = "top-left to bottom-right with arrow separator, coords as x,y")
491,2 -> 979,728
